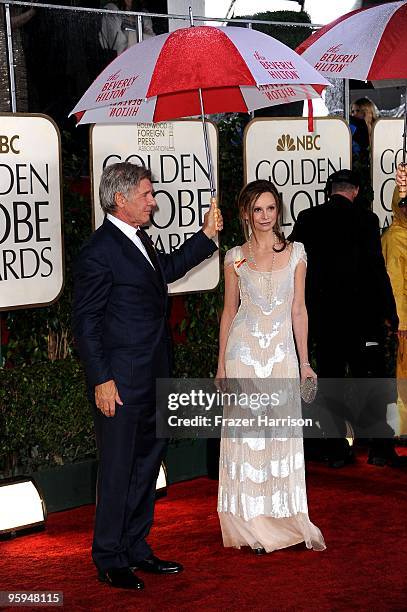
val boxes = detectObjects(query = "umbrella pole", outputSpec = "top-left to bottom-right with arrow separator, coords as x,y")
190,7 -> 218,228
198,87 -> 219,229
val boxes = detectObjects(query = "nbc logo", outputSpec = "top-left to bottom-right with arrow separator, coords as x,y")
277,134 -> 295,151
276,133 -> 320,151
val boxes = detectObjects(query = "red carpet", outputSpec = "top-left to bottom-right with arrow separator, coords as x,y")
1,453 -> 406,611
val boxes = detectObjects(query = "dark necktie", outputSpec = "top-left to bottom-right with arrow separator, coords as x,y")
136,228 -> 161,276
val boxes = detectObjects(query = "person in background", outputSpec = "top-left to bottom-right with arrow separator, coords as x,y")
290,169 -> 405,467
99,0 -> 155,58
350,97 -> 379,145
349,115 -> 370,161
382,163 -> 407,436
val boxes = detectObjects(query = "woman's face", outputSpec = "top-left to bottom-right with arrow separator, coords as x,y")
247,191 -> 278,235
351,104 -> 364,120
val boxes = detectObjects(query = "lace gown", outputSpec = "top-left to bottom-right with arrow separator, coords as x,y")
217,242 -> 326,552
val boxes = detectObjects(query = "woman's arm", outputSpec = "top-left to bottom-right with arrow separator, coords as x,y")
291,260 -> 316,381
216,263 -> 239,378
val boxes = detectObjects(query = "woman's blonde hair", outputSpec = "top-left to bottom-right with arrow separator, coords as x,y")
353,96 -> 379,128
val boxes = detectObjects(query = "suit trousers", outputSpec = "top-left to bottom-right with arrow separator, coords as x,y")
311,325 -> 395,459
91,395 -> 167,571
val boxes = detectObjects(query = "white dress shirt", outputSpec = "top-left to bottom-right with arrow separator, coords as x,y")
106,214 -> 154,268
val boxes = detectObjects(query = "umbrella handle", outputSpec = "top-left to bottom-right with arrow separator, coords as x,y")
211,195 -> 220,232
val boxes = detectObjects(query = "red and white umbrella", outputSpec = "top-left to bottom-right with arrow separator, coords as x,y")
71,25 -> 328,125
297,0 -> 407,190
296,0 -> 407,84
70,24 -> 329,202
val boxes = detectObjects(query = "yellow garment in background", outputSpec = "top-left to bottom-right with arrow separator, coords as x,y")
382,187 -> 407,435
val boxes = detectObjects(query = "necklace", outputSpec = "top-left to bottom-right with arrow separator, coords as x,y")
248,234 -> 278,303
248,234 -> 277,270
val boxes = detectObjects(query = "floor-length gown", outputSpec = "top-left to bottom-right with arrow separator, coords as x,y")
218,242 -> 326,552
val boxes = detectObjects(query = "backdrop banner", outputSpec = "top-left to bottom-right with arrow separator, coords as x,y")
372,118 -> 405,231
91,120 -> 219,294
244,117 -> 351,234
0,114 -> 63,310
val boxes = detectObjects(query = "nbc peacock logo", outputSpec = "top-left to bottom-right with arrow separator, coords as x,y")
276,134 -> 295,151
276,133 -> 321,151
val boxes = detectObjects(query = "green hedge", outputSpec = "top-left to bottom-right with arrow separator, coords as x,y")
234,10 -> 312,48
0,342 -> 220,478
0,359 -> 95,477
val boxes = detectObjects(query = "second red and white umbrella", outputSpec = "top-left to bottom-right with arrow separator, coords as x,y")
296,0 -> 407,85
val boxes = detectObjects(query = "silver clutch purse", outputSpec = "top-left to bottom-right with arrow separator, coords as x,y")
300,377 -> 318,404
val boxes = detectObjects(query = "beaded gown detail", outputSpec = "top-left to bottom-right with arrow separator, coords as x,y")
217,242 -> 325,552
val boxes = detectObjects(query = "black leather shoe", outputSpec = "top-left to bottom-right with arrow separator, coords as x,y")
327,440 -> 355,468
328,443 -> 356,468
253,548 -> 266,555
98,567 -> 144,589
328,453 -> 355,468
328,457 -> 347,468
388,452 -> 407,467
368,449 -> 407,467
367,454 -> 387,467
132,555 -> 183,574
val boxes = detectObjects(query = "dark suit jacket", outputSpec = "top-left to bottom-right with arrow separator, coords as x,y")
290,194 -> 397,340
73,219 -> 217,404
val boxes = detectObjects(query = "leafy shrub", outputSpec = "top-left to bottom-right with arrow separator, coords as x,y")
0,359 -> 95,477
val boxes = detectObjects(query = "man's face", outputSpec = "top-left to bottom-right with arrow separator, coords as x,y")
114,178 -> 157,227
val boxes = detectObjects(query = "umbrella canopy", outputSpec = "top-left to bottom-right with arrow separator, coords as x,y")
71,25 -> 329,125
297,0 -> 407,187
296,0 -> 407,85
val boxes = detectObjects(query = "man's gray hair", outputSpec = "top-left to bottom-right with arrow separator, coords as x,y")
99,162 -> 152,214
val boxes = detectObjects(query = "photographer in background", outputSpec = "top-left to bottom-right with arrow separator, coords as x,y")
99,0 -> 155,61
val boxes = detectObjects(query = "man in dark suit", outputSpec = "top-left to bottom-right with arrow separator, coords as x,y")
73,162 -> 222,590
290,169 -> 404,468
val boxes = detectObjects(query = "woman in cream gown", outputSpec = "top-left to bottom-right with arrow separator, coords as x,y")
216,180 -> 325,553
